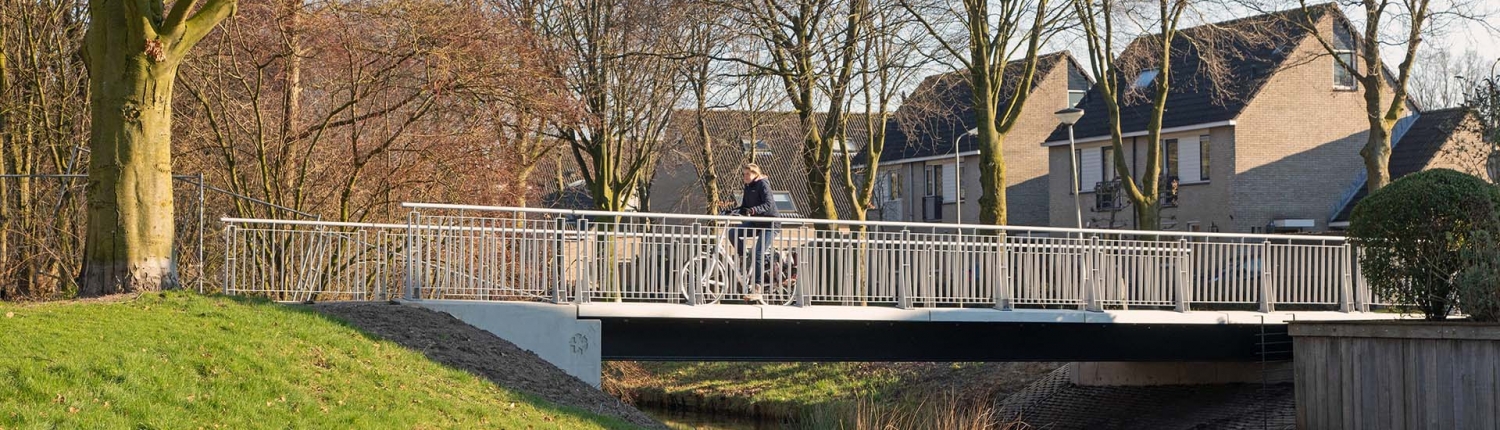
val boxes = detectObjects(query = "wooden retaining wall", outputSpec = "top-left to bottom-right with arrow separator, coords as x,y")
1290,321 -> 1500,430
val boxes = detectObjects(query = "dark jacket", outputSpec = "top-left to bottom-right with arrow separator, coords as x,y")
736,178 -> 780,228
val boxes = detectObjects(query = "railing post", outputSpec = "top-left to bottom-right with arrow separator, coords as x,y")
687,222 -> 703,306
403,210 -> 419,300
897,229 -> 912,309
553,217 -> 568,304
1083,235 -> 1101,312
1259,240 -> 1274,313
1339,243 -> 1354,312
1176,238 -> 1191,312
1352,245 -> 1370,312
994,233 -> 1012,310
223,224 -> 236,295
794,228 -> 809,308
574,218 -> 592,304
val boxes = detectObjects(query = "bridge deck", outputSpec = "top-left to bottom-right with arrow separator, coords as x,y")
574,302 -> 1403,324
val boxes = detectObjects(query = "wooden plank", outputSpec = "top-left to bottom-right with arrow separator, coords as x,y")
1403,338 -> 1421,430
1383,337 -> 1405,430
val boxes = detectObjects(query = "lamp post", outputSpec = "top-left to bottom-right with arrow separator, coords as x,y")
954,128 -> 978,224
1055,108 -> 1085,231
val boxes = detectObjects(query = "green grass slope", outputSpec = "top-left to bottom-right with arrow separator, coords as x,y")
0,292 -> 637,429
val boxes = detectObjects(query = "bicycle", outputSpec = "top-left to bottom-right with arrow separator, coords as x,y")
677,216 -> 797,306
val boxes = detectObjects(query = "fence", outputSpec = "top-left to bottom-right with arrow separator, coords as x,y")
1,173 -> 320,300
222,202 -> 1384,312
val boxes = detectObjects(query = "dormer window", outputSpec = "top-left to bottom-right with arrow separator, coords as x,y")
831,138 -> 854,155
1068,90 -> 1086,107
742,139 -> 771,156
1131,69 -> 1159,90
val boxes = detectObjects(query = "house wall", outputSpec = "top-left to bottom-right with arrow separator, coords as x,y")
1422,115 -> 1494,182
1229,15 -> 1411,233
1047,126 -> 1235,231
881,61 -> 1075,226
1045,15 -> 1412,233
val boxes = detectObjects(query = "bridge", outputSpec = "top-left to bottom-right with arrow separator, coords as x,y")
221,202 -> 1403,386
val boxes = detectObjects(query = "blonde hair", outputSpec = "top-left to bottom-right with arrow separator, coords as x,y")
743,163 -> 765,179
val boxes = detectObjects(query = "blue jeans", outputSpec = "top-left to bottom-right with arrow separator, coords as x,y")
729,226 -> 778,283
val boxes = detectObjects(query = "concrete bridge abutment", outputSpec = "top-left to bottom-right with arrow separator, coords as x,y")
409,300 -> 603,388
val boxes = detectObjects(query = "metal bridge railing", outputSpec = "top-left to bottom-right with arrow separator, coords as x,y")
221,202 -> 1382,312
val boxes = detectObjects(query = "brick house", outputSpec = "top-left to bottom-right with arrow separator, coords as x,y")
860,52 -> 1091,226
1329,107 -> 1496,227
1039,5 -> 1476,233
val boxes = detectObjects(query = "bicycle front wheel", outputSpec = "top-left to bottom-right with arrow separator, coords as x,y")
678,256 -> 728,305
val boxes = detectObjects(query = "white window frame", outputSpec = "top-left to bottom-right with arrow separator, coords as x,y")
1132,69 -> 1159,90
1198,134 -> 1211,182
1067,90 -> 1087,108
1333,50 -> 1357,90
772,191 -> 797,214
925,164 -> 941,197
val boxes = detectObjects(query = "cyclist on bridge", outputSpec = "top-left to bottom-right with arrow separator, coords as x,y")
723,163 -> 780,300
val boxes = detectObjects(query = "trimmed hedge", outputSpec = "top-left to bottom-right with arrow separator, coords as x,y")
1348,169 -> 1500,320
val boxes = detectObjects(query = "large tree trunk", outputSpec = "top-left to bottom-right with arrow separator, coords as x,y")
79,0 -> 236,296
972,75 -> 1006,226
1361,79 -> 1395,192
80,55 -> 180,295
1134,195 -> 1160,231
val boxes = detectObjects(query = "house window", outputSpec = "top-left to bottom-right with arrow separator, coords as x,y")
926,163 -> 959,203
772,191 -> 797,213
1132,69 -> 1159,90
1068,90 -> 1086,107
1162,138 -> 1179,179
1078,147 -> 1105,192
742,139 -> 772,156
1334,50 -> 1357,90
876,171 -> 903,201
1199,135 -> 1211,181
925,164 -> 942,198
831,139 -> 855,155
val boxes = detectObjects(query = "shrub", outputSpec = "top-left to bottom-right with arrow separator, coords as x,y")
1348,169 -> 1500,320
1457,229 -> 1500,321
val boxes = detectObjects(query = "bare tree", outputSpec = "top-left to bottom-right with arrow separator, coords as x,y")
526,0 -> 688,212
840,0 -> 929,224
901,0 -> 1059,225
1070,0 -> 1238,231
1,1 -> 91,299
717,0 -> 870,221
678,2 -> 739,214
1410,48 -> 1489,109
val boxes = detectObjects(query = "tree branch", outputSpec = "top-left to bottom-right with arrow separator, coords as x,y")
170,0 -> 236,60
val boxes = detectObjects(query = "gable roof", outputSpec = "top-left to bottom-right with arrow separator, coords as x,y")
862,52 -> 1085,164
1331,108 -> 1477,222
653,110 -> 868,219
1043,5 -> 1339,143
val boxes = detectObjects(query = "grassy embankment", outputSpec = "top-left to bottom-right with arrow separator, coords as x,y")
0,291 -> 638,429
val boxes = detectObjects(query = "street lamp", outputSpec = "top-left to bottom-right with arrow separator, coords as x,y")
1055,108 -> 1085,231
954,128 -> 978,224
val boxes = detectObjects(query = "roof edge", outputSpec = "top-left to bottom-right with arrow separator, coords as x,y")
1042,121 -> 1237,146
